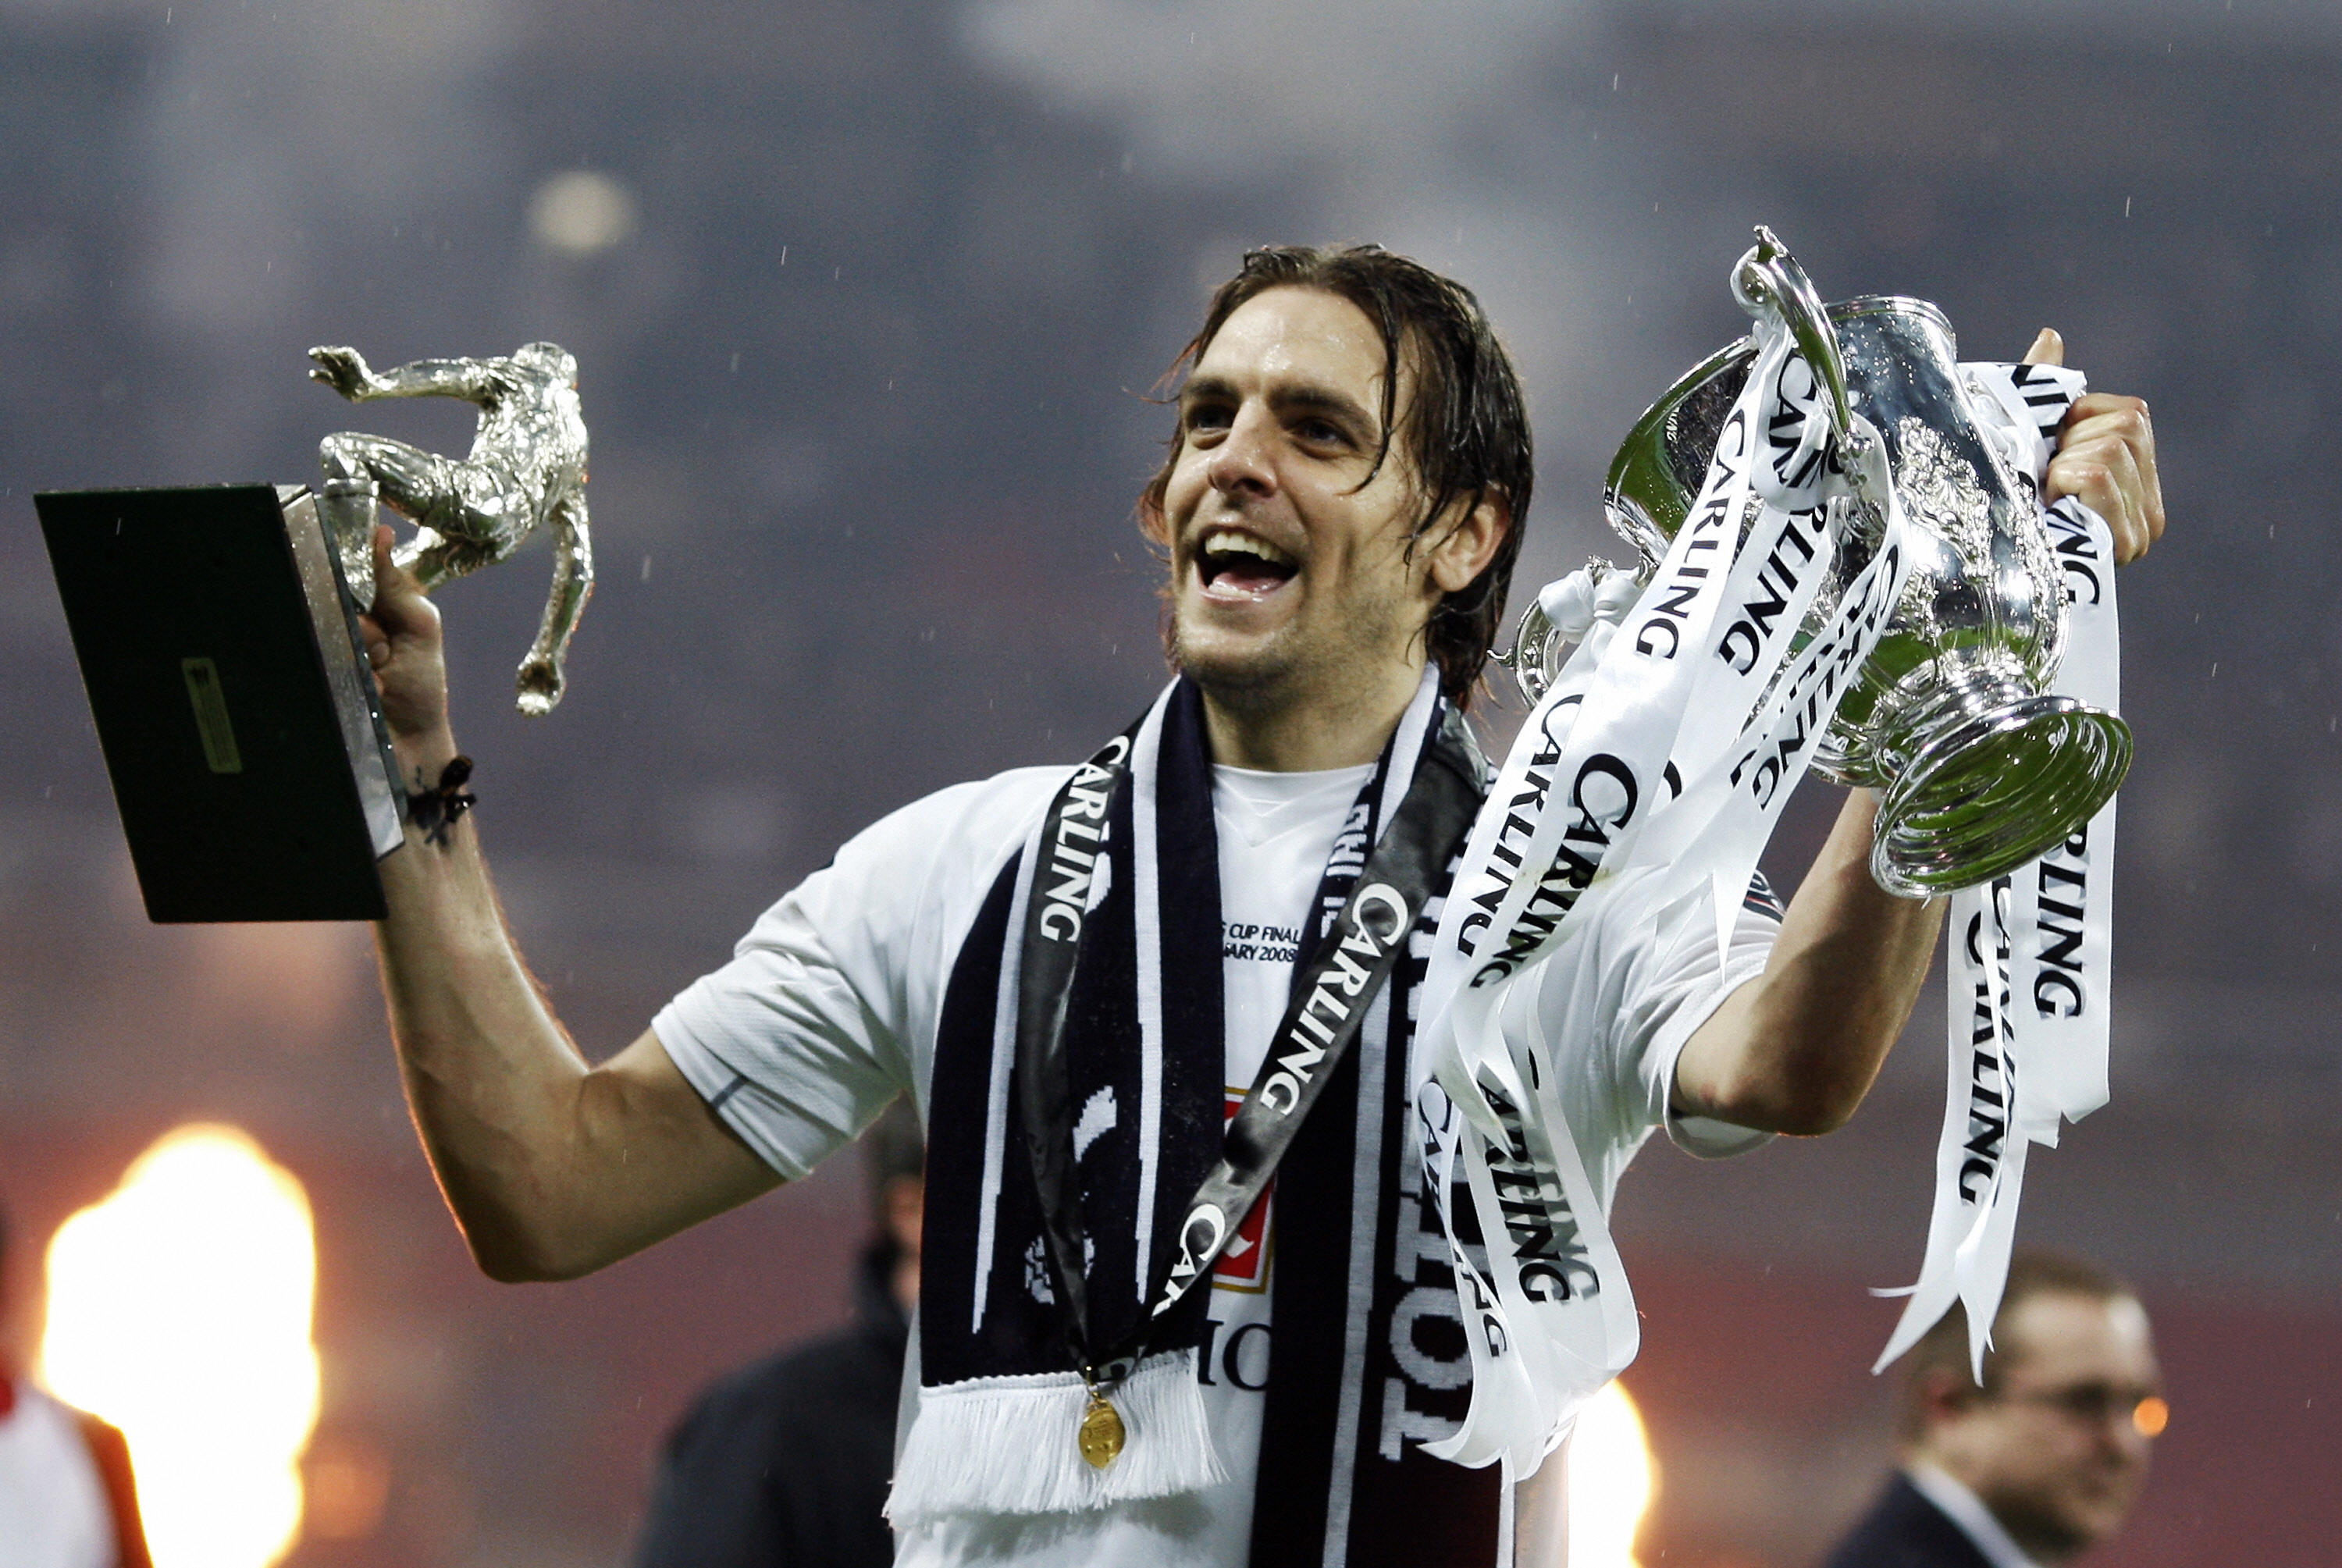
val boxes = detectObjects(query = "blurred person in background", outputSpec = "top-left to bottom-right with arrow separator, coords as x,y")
0,1200 -> 151,1568
1824,1250 -> 2163,1568
633,1100 -> 924,1568
354,242 -> 2165,1566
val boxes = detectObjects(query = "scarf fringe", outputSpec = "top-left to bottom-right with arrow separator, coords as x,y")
887,1349 -> 1224,1522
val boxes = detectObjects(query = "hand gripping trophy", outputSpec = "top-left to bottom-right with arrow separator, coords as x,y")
308,341 -> 593,716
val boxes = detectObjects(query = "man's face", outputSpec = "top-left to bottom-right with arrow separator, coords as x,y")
1155,286 -> 1447,713
1931,1292 -> 2162,1557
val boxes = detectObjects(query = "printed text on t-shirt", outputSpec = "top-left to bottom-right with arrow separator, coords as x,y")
1223,920 -> 1304,964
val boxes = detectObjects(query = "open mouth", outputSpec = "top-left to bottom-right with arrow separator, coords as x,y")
1195,527 -> 1300,601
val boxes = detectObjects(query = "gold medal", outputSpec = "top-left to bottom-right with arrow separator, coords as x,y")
1077,1389 -> 1127,1469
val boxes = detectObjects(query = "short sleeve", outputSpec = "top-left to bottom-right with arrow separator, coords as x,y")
1629,894 -> 1779,1161
1511,870 -> 1780,1200
653,770 -> 1058,1180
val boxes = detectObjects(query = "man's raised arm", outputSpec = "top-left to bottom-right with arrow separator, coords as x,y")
360,526 -> 780,1281
309,347 -> 500,405
1673,329 -> 2164,1136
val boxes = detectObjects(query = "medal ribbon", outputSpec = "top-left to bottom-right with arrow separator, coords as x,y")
1016,692 -> 1483,1410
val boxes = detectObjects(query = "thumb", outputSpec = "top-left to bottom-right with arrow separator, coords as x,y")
2023,328 -> 2065,368
369,524 -> 432,626
372,524 -> 398,607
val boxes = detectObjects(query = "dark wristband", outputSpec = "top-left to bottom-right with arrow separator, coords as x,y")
410,756 -> 476,847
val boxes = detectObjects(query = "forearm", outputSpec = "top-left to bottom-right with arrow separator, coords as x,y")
372,359 -> 493,400
377,732 -> 780,1278
1675,790 -> 1944,1134
374,737 -> 599,1278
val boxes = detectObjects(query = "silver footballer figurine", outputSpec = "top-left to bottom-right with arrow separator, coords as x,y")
308,341 -> 593,716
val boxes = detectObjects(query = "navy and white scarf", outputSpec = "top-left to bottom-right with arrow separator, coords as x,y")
898,671 -> 1508,1566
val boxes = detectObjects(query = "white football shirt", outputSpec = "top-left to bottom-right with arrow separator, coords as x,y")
656,758 -> 1776,1567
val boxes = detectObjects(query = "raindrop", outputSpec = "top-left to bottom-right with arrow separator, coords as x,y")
1611,73 -> 1618,91
781,245 -> 788,267
2123,197 -> 2133,219
640,554 -> 653,582
729,352 -> 740,374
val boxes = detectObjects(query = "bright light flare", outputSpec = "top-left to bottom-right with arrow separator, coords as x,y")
1566,1380 -> 1658,1568
529,169 -> 639,256
40,1125 -> 322,1568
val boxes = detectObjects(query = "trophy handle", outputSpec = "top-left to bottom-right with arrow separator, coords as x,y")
1732,226 -> 1854,446
1494,557 -> 1645,704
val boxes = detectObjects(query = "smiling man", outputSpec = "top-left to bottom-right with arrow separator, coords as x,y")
359,244 -> 2165,1567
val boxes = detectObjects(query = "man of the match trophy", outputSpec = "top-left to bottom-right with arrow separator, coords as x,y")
35,342 -> 595,923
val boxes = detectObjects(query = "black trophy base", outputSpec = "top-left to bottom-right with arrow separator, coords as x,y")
37,483 -> 408,923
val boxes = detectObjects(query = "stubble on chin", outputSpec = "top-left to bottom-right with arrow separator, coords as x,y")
1164,608 -> 1301,716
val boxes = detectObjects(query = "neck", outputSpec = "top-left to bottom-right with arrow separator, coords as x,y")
1910,1450 -> 2080,1566
1198,657 -> 1429,772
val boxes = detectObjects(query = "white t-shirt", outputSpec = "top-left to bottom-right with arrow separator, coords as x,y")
655,761 -> 1777,1567
0,1381 -> 117,1568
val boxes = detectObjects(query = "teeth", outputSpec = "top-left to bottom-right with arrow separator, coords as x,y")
1201,528 -> 1295,567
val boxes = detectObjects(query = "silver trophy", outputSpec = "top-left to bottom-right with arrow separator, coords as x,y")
1503,229 -> 2130,895
308,342 -> 594,716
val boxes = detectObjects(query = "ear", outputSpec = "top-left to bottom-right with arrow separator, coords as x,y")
1917,1366 -> 1983,1429
1425,492 -> 1511,596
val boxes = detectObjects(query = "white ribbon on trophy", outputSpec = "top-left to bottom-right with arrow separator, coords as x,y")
1874,365 -> 2123,1379
1414,314 -> 1919,1481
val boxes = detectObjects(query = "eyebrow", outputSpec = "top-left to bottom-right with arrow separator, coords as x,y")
1180,374 -> 1381,439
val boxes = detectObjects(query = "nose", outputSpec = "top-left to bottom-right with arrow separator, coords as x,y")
1205,404 -> 1277,501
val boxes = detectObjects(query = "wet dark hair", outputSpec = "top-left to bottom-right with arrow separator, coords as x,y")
1899,1249 -> 2136,1439
1140,244 -> 1534,708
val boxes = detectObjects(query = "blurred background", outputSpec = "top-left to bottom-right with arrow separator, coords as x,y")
2,0 -> 2338,1562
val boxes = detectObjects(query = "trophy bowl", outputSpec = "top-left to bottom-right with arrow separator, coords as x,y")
1543,237 -> 2130,895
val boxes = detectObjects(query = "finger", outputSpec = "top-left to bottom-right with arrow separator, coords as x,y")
369,524 -> 411,622
2050,442 -> 2149,564
357,612 -> 391,670
2060,396 -> 2162,556
2023,328 -> 2065,368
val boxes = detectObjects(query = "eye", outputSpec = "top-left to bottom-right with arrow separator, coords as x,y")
1183,400 -> 1233,436
1294,416 -> 1350,448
